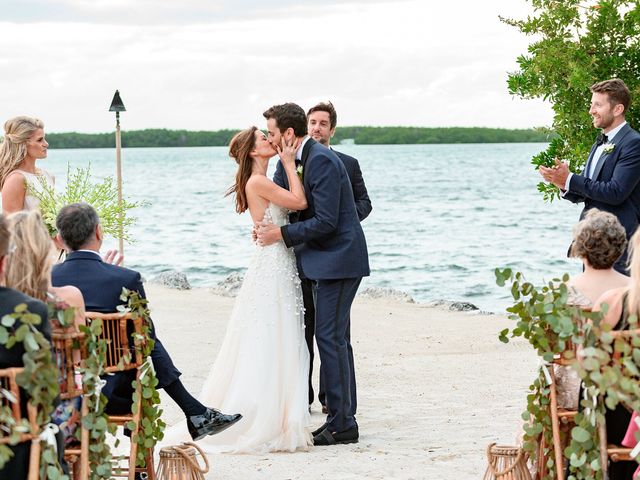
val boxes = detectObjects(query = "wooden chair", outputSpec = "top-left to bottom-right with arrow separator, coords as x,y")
86,311 -> 155,480
538,307 -> 589,480
0,367 -> 41,480
51,327 -> 90,479
598,327 -> 640,478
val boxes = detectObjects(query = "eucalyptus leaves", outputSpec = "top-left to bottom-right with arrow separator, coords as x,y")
29,164 -> 143,240
496,268 -> 640,479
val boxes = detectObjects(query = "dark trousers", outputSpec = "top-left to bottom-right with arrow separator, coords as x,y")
313,277 -> 361,432
301,278 -> 317,405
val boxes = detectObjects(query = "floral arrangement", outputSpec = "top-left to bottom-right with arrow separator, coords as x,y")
29,164 -> 143,241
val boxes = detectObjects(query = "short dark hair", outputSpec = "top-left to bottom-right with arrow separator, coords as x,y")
307,101 -> 337,129
0,215 -> 10,257
263,103 -> 307,136
56,203 -> 100,251
591,78 -> 631,114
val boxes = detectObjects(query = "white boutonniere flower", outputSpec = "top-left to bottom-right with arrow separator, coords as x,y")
296,165 -> 303,180
603,143 -> 615,154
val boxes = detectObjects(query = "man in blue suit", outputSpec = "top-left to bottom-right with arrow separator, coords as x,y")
51,203 -> 241,441
305,101 -> 372,414
540,78 -> 640,273
258,103 -> 370,446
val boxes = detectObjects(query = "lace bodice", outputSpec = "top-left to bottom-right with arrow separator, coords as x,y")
261,203 -> 289,228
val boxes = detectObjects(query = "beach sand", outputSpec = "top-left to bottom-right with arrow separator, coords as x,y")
144,284 -> 537,479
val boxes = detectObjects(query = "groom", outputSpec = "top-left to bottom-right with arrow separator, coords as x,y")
257,103 -> 370,445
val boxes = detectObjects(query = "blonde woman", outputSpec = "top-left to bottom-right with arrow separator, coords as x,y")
5,210 -> 84,327
0,116 -> 54,214
5,210 -> 85,452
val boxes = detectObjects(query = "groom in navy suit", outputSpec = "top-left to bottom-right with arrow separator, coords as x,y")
540,78 -> 640,273
258,103 -> 369,445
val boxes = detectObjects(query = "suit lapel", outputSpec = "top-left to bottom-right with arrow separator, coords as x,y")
583,143 -> 598,176
301,138 -> 315,168
591,124 -> 632,180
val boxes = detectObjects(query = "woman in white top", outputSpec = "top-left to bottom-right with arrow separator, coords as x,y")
0,116 -> 54,214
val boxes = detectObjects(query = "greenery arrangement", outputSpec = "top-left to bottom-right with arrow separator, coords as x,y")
502,0 -> 640,201
118,288 -> 165,468
77,316 -> 114,479
29,164 -> 142,241
496,268 -> 640,479
42,126 -> 551,148
0,304 -> 68,479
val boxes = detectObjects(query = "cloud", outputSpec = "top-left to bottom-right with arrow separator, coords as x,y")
0,0 -> 552,132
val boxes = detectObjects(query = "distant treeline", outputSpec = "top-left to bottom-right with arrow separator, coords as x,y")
44,127 -> 551,149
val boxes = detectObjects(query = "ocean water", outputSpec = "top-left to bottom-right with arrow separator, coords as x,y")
41,143 -> 581,313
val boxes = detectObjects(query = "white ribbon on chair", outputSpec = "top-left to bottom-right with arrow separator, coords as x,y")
631,416 -> 640,458
538,359 -> 552,385
39,423 -> 60,453
94,378 -> 107,412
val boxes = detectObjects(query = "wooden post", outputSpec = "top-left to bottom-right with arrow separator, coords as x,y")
115,112 -> 124,260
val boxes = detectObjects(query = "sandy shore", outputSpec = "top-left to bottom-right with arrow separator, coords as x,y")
143,284 -> 537,479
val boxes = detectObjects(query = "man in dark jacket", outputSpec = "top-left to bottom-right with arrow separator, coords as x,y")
51,203 -> 241,441
305,101 -> 372,413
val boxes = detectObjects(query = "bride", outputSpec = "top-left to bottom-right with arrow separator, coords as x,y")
192,126 -> 311,453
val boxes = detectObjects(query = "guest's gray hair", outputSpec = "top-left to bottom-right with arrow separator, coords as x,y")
56,203 -> 100,251
570,209 -> 627,269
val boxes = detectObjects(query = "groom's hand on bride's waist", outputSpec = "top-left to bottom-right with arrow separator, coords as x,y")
256,223 -> 282,246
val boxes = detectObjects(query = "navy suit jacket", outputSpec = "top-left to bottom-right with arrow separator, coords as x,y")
564,123 -> 640,241
332,149 -> 372,221
51,251 -> 180,412
274,138 -> 370,280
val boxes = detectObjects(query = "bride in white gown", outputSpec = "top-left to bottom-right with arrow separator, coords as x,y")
167,126 -> 312,453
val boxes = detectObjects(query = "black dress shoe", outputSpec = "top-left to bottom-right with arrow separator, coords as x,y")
313,426 -> 359,446
187,408 -> 242,441
312,422 -> 328,437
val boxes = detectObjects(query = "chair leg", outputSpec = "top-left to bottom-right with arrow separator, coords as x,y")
548,368 -> 565,480
27,437 -> 41,480
129,378 -> 143,480
74,396 -> 89,480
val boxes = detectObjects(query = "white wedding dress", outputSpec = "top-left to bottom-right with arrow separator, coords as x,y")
173,203 -> 312,453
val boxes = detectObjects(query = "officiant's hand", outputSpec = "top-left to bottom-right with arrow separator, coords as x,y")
256,223 -> 282,246
539,158 -> 569,189
103,249 -> 124,266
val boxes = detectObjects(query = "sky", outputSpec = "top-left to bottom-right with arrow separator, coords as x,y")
0,0 -> 554,133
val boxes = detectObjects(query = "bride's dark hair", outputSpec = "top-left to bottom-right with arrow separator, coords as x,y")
226,126 -> 258,213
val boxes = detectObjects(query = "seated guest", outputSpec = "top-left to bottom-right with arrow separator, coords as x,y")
5,210 -> 85,449
51,203 -> 241,440
0,214 -> 67,478
6,210 -> 85,327
591,227 -> 640,479
567,209 -> 630,305
555,210 -> 631,412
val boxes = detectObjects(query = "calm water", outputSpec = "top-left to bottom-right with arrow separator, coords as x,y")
41,143 -> 581,313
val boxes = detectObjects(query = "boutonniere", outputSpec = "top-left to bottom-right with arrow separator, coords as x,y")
296,164 -> 303,180
603,143 -> 616,154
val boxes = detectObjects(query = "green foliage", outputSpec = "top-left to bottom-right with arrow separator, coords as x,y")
29,163 -> 144,241
77,316 -> 114,479
118,288 -> 165,468
496,268 -> 640,479
503,1 -> 640,201
0,304 -> 68,478
38,127 -> 552,148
